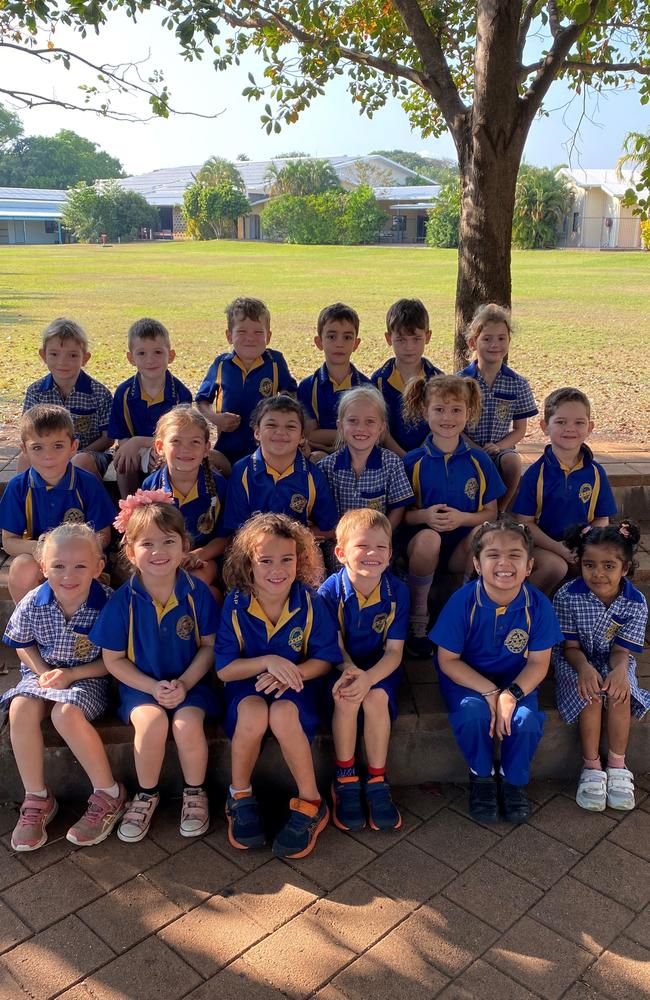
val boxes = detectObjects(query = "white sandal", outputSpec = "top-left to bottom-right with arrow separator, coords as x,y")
576,768 -> 607,811
606,767 -> 635,811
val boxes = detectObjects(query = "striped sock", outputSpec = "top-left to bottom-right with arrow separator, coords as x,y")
336,757 -> 357,780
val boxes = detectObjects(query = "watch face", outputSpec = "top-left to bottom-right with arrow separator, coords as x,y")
508,683 -> 524,701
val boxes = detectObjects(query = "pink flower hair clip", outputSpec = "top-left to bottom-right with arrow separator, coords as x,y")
619,523 -> 630,539
113,489 -> 174,533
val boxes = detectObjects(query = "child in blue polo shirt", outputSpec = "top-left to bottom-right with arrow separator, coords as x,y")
0,405 -> 115,604
2,523 -> 126,852
196,296 -> 297,467
553,521 -> 649,812
143,406 -> 228,594
320,385 -> 414,530
109,318 -> 192,499
371,298 -> 444,456
458,304 -> 537,511
216,513 -> 341,858
90,493 -> 220,842
401,375 -> 505,656
298,303 -> 370,456
222,396 -> 338,538
22,317 -> 114,480
513,387 -> 617,594
431,516 -> 563,823
318,509 -> 409,833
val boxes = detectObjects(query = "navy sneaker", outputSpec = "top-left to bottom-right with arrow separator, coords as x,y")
500,781 -> 531,824
468,773 -> 498,823
365,779 -> 402,831
405,621 -> 434,659
225,793 -> 266,850
331,777 -> 365,831
272,797 -> 330,858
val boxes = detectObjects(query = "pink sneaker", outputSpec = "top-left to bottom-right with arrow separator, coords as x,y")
11,790 -> 58,851
66,785 -> 128,846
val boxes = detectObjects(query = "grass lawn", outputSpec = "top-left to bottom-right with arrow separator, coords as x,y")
0,241 -> 647,443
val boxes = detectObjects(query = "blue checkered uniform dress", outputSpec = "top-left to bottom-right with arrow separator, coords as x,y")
552,577 -> 649,724
2,580 -> 113,721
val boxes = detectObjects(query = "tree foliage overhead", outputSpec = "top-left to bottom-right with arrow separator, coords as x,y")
0,127 -> 123,189
617,130 -> 650,218
62,180 -> 158,241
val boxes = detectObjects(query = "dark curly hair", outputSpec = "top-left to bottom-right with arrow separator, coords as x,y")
563,519 -> 640,576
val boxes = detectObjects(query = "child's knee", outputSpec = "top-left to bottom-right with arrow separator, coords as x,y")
334,697 -> 361,719
9,695 -> 43,723
500,452 -> 522,481
51,702 -> 85,729
9,554 -> 42,600
131,705 -> 168,736
171,709 -> 205,741
362,688 -> 390,717
268,699 -> 301,737
72,452 -> 98,475
234,697 -> 269,739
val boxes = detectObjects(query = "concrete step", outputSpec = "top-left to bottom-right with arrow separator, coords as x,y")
1,647 -> 648,800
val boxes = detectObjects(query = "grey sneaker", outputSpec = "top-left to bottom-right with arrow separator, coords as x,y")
606,767 -> 635,811
180,787 -> 209,837
11,790 -> 58,851
117,792 -> 160,843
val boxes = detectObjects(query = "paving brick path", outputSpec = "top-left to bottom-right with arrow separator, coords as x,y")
1,778 -> 649,999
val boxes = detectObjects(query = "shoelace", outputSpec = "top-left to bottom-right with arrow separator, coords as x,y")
18,801 -> 49,823
81,794 -> 109,827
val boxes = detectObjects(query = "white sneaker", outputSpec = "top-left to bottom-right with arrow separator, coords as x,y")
576,768 -> 607,811
180,788 -> 209,837
606,767 -> 635,811
117,792 -> 160,842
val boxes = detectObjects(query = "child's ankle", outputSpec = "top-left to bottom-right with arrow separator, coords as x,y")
607,750 -> 626,770
582,756 -> 602,771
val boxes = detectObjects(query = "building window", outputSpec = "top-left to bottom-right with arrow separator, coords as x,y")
44,221 -> 58,234
572,212 -> 580,233
392,215 -> 407,232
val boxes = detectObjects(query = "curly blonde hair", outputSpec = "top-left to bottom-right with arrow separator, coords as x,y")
223,513 -> 324,593
402,374 -> 482,427
36,522 -> 105,566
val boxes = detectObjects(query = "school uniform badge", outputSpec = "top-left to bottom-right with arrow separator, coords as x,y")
578,483 -> 593,503
63,508 -> 85,524
290,493 -> 307,513
288,627 -> 304,652
504,628 -> 529,654
197,510 -> 216,535
176,615 -> 194,639
73,634 -> 95,659
464,477 -> 479,500
74,415 -> 92,434
372,613 -> 387,634
495,399 -> 512,421
259,378 -> 273,397
604,621 -> 622,642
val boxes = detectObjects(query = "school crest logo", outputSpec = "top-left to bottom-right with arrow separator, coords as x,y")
366,496 -> 383,511
73,634 -> 94,659
63,508 -> 85,524
504,628 -> 529,654
495,399 -> 512,421
578,483 -> 593,503
197,510 -> 216,535
259,378 -> 273,398
290,493 -> 307,514
74,415 -> 92,434
372,613 -> 387,634
288,627 -> 303,652
464,477 -> 479,500
604,621 -> 622,643
176,615 -> 194,640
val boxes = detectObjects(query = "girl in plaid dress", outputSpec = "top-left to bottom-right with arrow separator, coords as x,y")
553,520 -> 649,812
2,523 -> 126,852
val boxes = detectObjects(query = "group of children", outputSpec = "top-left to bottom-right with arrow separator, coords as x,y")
0,295 -> 647,859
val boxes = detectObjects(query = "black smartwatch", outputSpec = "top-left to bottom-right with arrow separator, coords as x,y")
507,683 -> 525,701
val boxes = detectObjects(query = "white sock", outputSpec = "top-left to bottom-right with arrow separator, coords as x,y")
230,785 -> 252,798
94,783 -> 120,799
26,788 -> 48,798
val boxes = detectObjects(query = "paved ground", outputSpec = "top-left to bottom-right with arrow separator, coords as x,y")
1,777 -> 650,1000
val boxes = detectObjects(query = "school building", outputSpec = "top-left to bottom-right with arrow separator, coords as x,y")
557,168 -> 647,250
0,187 -> 67,245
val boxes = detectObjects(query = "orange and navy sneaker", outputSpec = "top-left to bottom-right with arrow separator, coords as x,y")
225,792 -> 266,849
331,777 -> 365,831
365,779 -> 402,831
272,797 -> 330,858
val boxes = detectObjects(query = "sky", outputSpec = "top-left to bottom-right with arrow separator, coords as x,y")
3,9 -> 647,177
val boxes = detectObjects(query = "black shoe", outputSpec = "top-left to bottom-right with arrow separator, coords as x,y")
500,782 -> 530,824
468,773 -> 498,822
405,622 -> 434,659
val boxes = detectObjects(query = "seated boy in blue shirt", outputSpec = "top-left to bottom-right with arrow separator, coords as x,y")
108,317 -> 192,499
298,303 -> 369,456
196,296 -> 297,468
0,405 -> 115,604
371,298 -> 444,455
319,509 -> 409,832
223,395 -> 337,539
513,387 -> 617,594
21,317 -> 113,481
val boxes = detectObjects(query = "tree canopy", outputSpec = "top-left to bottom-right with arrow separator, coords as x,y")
370,150 -> 457,186
62,180 -> 158,241
0,127 -> 123,189
265,158 -> 342,196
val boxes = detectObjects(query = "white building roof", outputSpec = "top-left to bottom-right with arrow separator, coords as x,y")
373,184 -> 439,203
0,187 -> 67,220
558,167 -> 647,201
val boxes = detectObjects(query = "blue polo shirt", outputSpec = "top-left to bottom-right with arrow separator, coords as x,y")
108,371 -> 192,440
196,349 -> 297,462
0,464 -> 115,539
371,357 -> 444,452
24,370 -> 113,450
297,363 -> 370,430
430,579 -> 563,680
457,360 -> 538,447
90,570 -> 220,680
512,445 -> 617,541
404,436 -> 505,514
223,447 -> 338,534
142,464 -> 228,544
215,581 -> 342,672
318,568 -> 409,670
